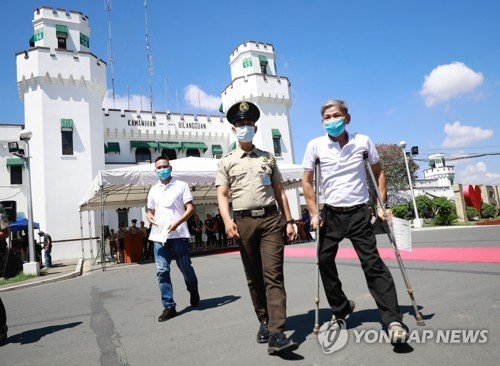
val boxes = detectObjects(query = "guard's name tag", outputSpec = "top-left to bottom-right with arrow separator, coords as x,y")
260,174 -> 271,185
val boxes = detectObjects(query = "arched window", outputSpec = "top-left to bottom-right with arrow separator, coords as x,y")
135,147 -> 151,163
161,148 -> 177,160
186,148 -> 200,157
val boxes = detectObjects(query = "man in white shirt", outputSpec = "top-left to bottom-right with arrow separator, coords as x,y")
147,156 -> 200,322
302,99 -> 408,343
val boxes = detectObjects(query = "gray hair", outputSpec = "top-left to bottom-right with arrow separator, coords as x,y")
320,99 -> 348,116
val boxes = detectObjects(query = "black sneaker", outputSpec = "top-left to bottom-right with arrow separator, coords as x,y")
257,321 -> 271,343
190,291 -> 200,307
158,307 -> 178,322
267,332 -> 299,355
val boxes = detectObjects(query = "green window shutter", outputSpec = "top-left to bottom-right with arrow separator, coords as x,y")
271,128 -> 281,138
181,142 -> 208,152
104,144 -> 108,153
211,144 -> 223,155
107,142 -> 121,153
56,24 -> 68,37
158,141 -> 182,150
61,118 -> 74,130
80,33 -> 89,48
242,57 -> 253,68
259,55 -> 268,66
218,103 -> 224,113
6,157 -> 25,167
29,35 -> 35,47
229,141 -> 236,151
130,141 -> 158,150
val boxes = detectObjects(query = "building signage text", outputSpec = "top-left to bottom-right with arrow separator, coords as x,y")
128,119 -> 156,127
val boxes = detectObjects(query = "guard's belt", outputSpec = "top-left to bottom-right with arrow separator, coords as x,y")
324,203 -> 366,213
233,205 -> 278,219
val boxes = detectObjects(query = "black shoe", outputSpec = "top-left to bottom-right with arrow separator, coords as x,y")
158,307 -> 178,322
267,332 -> 299,355
190,290 -> 200,307
256,321 -> 271,343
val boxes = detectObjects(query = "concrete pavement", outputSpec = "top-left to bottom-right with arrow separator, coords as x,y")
0,226 -> 499,365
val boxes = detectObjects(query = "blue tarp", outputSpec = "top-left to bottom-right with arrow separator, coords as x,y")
9,216 -> 40,232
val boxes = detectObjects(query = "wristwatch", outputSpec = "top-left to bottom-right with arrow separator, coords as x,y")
286,219 -> 294,225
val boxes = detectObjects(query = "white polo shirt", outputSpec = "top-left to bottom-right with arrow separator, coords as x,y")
147,178 -> 193,239
302,132 -> 379,207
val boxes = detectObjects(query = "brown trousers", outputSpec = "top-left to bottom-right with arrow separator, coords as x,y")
236,212 -> 287,332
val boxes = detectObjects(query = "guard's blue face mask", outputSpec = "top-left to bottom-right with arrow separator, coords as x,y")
324,117 -> 346,137
156,167 -> 172,180
235,125 -> 256,143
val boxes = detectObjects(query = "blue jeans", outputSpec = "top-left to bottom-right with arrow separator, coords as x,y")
154,238 -> 198,309
44,252 -> 52,267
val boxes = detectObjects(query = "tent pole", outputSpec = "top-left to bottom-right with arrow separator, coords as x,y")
88,211 -> 94,263
100,186 -> 106,271
80,210 -> 84,259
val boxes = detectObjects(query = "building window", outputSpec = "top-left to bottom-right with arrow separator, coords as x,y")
161,148 -> 177,160
57,37 -> 67,49
117,209 -> 128,228
135,147 -> 151,163
271,129 -> 282,157
186,148 -> 200,157
10,166 -> 22,185
61,130 -> 73,155
273,138 -> 282,157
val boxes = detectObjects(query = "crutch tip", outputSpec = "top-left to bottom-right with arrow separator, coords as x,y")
313,324 -> 320,335
416,319 -> 426,326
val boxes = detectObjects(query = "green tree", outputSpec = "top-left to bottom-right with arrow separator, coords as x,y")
376,144 -> 419,192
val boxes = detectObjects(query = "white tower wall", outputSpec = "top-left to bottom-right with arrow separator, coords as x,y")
221,41 -> 300,218
16,7 -> 106,258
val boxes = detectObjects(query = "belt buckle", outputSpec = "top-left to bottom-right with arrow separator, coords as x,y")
251,208 -> 265,217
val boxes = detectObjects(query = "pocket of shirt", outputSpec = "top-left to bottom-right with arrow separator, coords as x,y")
228,167 -> 247,185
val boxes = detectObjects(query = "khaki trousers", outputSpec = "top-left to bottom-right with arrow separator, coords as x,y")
236,212 -> 287,332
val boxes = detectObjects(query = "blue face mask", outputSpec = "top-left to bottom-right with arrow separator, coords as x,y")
324,117 -> 346,137
235,125 -> 255,143
156,167 -> 172,180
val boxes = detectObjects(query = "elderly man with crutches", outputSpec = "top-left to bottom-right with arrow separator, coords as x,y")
302,99 -> 417,343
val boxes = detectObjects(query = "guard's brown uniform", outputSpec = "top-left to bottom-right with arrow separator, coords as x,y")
216,146 -> 287,332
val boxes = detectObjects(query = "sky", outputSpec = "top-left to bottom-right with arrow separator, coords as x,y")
1,0 -> 499,185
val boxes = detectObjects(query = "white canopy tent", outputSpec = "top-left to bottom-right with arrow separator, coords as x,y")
78,157 -> 304,269
79,157 -> 304,211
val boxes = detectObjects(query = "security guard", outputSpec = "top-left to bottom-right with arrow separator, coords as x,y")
0,203 -> 10,344
216,101 -> 299,355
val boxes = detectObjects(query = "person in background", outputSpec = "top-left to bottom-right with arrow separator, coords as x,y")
128,219 -> 140,234
0,203 -> 10,344
109,228 -> 118,258
42,232 -> 52,268
191,214 -> 204,250
204,214 -> 216,249
301,209 -> 313,241
139,221 -> 149,260
117,223 -> 127,263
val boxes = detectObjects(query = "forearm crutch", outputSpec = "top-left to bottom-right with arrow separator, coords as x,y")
313,159 -> 321,334
363,152 -> 425,326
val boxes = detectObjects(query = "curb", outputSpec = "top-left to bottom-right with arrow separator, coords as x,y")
0,257 -> 84,293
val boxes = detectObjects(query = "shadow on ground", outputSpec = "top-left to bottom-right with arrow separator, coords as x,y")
178,295 -> 241,315
7,321 -> 82,345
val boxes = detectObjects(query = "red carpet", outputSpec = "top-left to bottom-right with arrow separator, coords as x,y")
282,247 -> 500,263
